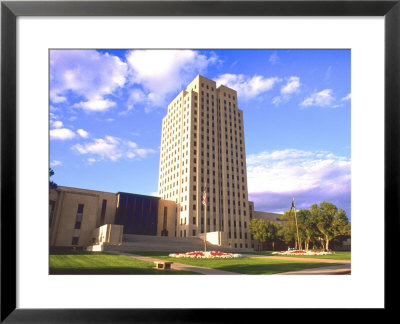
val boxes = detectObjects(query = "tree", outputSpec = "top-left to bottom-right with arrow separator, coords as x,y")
311,201 -> 350,251
333,208 -> 351,236
249,218 -> 268,249
297,209 -> 319,251
279,210 -> 298,249
265,221 -> 281,251
279,202 -> 350,251
49,168 -> 57,189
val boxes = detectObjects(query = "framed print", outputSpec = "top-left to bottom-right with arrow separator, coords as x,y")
1,0 -> 399,321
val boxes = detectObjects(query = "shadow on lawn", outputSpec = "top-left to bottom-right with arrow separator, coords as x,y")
49,250 -> 102,255
49,268 -> 197,275
215,262 -> 339,275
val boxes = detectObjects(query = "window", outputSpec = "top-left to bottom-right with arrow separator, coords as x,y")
71,236 -> 79,245
74,204 -> 84,229
100,199 -> 107,226
49,200 -> 56,227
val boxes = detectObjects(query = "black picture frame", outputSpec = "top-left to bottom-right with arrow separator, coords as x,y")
1,0 -> 398,322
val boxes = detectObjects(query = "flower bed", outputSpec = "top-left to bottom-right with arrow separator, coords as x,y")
169,251 -> 243,259
271,250 -> 333,256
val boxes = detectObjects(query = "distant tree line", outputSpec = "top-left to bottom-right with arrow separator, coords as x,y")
249,201 -> 351,251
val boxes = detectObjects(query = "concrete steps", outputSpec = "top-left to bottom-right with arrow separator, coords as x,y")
103,234 -> 254,253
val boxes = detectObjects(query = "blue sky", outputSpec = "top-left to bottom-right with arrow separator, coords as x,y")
49,49 -> 351,218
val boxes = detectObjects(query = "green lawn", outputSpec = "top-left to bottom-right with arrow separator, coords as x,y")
130,252 -> 341,275
242,251 -> 351,261
49,251 -> 197,275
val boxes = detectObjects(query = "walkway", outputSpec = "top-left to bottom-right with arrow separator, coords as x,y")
108,251 -> 351,275
275,264 -> 351,275
107,251 -> 240,275
247,254 -> 351,275
247,254 -> 351,264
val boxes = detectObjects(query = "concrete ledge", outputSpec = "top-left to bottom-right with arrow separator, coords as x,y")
153,261 -> 173,270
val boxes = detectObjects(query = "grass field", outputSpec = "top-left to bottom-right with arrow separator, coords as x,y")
242,251 -> 351,261
49,251 -> 197,275
130,252 -> 341,275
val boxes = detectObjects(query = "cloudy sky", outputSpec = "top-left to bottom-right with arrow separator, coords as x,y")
49,49 -> 351,218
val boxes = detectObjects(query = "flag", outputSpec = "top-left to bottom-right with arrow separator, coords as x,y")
291,197 -> 295,209
202,190 -> 207,205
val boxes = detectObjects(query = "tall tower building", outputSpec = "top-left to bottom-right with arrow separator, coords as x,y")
158,75 -> 252,249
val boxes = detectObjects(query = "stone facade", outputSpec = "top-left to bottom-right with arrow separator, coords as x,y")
49,186 -> 116,248
157,75 -> 252,249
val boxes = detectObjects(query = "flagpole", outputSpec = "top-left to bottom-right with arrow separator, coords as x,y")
291,197 -> 301,250
203,187 -> 207,252
204,200 -> 207,252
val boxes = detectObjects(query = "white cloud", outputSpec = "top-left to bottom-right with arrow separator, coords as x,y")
215,74 -> 280,99
135,148 -> 156,158
126,50 -> 218,107
51,120 -> 63,129
50,94 -> 67,103
77,129 -> 89,138
324,66 -> 332,81
87,158 -> 97,164
281,76 -> 300,95
74,98 -> 116,112
71,136 -> 156,162
341,93 -> 351,101
269,51 -> 280,65
72,136 -> 122,161
246,149 -> 351,215
272,76 -> 301,106
300,89 -> 335,107
119,88 -> 147,115
127,141 -> 137,149
50,160 -> 62,167
50,50 -> 128,112
50,128 -> 76,140
272,96 -> 282,105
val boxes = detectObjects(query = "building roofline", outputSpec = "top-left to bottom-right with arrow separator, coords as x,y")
56,185 -> 116,195
117,191 -> 161,199
196,74 -> 216,83
55,185 -> 161,199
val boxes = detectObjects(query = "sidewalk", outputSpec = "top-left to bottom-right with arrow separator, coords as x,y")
108,251 -> 350,275
274,264 -> 351,275
247,254 -> 351,275
247,254 -> 351,264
